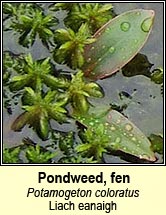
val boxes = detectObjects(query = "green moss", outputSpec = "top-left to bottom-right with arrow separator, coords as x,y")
4,3 -> 57,47
53,24 -> 96,69
3,147 -> 20,163
26,145 -> 57,163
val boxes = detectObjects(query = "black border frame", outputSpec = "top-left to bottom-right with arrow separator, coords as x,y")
1,1 -> 165,166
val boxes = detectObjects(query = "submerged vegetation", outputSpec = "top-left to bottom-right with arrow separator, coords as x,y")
3,3 -> 163,164
3,3 -> 57,48
53,24 -> 96,69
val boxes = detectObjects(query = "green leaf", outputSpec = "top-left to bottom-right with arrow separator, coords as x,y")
76,143 -> 92,152
49,107 -> 67,122
149,134 -> 163,154
76,123 -> 109,161
59,41 -> 73,50
11,112 -> 30,131
20,15 -> 32,23
26,145 -> 57,163
21,87 -> 37,105
40,57 -> 50,70
42,14 -> 54,25
55,29 -> 71,40
54,24 -> 96,69
151,68 -> 163,84
22,105 -> 36,112
43,90 -> 57,103
78,23 -> 89,37
24,87 -> 36,98
72,94 -> 89,114
42,28 -> 53,36
84,38 -> 96,44
98,4 -> 113,13
77,51 -> 84,68
3,147 -> 20,163
25,53 -> 33,66
83,9 -> 155,80
84,82 -> 104,97
9,6 -> 57,48
38,112 -> 49,140
3,3 -> 16,16
42,74 -> 69,89
9,74 -> 31,91
76,109 -> 156,162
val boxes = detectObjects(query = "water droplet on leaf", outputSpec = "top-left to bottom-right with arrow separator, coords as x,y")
125,123 -> 133,131
104,130 -> 107,134
105,27 -> 111,32
87,58 -> 91,62
110,126 -> 116,131
109,46 -> 115,53
116,119 -> 121,124
141,17 -> 153,32
89,122 -> 94,126
115,137 -> 121,143
95,119 -> 99,123
132,137 -> 137,141
120,22 -> 131,32
108,114 -> 112,119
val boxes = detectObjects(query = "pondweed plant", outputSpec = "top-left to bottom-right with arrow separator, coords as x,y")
53,131 -> 97,163
65,70 -> 103,114
25,144 -> 57,163
151,67 -> 163,96
3,142 -> 57,164
53,24 -> 96,69
3,3 -> 163,164
3,51 -> 26,86
149,134 -> 163,155
9,53 -> 68,92
11,87 -> 68,140
9,55 -> 103,139
50,3 -> 114,34
3,3 -> 57,48
3,147 -> 21,163
76,124 -> 110,162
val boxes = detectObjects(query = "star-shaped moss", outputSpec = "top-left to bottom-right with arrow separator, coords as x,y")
11,87 -> 67,140
5,3 -> 57,47
9,54 -> 69,92
66,71 -> 103,114
53,23 -> 96,69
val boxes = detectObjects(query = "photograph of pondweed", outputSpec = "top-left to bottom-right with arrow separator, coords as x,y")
2,2 -> 164,165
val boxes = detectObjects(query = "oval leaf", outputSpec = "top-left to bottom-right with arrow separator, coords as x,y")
83,9 -> 155,80
37,113 -> 49,140
76,109 -> 156,162
11,112 -> 30,131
